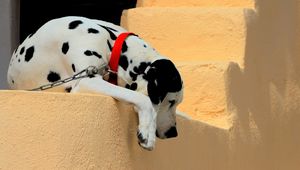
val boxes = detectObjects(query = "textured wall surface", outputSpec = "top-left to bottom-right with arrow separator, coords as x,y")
136,0 -> 254,7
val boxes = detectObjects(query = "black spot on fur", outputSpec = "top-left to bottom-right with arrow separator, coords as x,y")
169,100 -> 176,108
125,83 -> 138,91
24,46 -> 35,62
85,50 -> 102,59
133,67 -> 138,73
134,62 -> 151,75
65,87 -> 72,93
130,60 -> 133,63
20,47 -> 25,55
84,50 -> 93,56
129,71 -> 138,81
18,59 -> 20,62
47,71 -> 61,82
130,83 -> 138,91
92,51 -> 102,59
88,28 -> 99,34
72,64 -> 76,72
107,40 -> 112,51
122,41 -> 128,53
119,55 -> 128,71
164,126 -> 178,138
62,42 -> 69,54
88,74 -> 95,78
98,25 -> 117,40
144,59 -> 182,104
98,24 -> 118,32
106,26 -> 117,32
69,20 -> 83,29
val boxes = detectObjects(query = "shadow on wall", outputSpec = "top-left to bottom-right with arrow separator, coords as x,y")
226,0 -> 300,169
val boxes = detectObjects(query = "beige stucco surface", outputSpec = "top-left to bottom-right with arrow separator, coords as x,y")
136,0 -> 254,8
177,62 -> 230,128
2,0 -> 300,169
121,7 -> 248,64
0,91 -> 230,170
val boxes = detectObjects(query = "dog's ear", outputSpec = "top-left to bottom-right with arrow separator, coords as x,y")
143,64 -> 157,80
144,66 -> 168,105
146,67 -> 160,104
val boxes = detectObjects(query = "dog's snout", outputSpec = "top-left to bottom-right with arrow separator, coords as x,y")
164,126 -> 178,138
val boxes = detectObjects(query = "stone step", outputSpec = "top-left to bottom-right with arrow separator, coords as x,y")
0,90 -> 229,169
175,61 -> 232,128
121,7 -> 253,64
137,0 -> 254,8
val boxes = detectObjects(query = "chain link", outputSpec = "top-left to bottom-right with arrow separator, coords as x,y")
29,64 -> 109,91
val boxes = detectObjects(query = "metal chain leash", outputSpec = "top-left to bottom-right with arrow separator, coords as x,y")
29,64 -> 109,91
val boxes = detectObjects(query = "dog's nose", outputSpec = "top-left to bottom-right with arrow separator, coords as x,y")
164,126 -> 178,138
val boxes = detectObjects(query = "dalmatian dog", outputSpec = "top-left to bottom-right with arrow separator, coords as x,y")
7,16 -> 183,151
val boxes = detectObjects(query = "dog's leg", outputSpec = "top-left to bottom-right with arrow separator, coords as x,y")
72,75 -> 157,150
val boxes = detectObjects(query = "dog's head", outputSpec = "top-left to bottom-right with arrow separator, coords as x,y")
143,59 -> 184,139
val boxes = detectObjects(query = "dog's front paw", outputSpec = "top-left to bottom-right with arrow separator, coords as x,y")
137,126 -> 156,151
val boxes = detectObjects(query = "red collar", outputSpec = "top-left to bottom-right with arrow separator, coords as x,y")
108,32 -> 135,85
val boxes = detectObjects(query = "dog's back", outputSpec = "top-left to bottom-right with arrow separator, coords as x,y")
7,16 -> 125,91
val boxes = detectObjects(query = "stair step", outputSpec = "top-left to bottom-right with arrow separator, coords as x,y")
122,7 -> 253,64
137,0 -> 254,8
175,61 -> 232,128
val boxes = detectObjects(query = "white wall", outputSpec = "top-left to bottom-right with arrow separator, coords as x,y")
0,0 -> 19,89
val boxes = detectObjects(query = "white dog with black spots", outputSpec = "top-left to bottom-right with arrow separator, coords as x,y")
7,16 -> 184,151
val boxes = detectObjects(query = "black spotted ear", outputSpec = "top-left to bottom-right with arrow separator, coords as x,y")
145,66 -> 166,104
147,79 -> 160,105
143,66 -> 157,81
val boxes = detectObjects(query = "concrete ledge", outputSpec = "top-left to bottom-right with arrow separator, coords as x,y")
0,91 -> 134,169
0,90 -> 229,169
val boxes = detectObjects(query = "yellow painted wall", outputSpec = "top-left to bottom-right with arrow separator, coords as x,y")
1,0 -> 300,169
136,0 -> 254,8
121,7 -> 248,64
